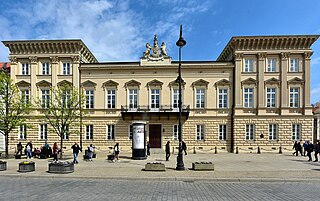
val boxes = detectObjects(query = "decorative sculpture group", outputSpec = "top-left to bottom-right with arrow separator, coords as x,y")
143,35 -> 168,60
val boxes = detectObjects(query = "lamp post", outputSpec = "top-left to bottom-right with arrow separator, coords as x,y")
176,25 -> 186,170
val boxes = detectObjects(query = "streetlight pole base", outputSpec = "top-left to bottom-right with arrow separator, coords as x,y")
176,152 -> 185,170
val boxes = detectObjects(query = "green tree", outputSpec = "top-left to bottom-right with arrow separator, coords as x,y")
0,71 -> 32,158
37,83 -> 85,159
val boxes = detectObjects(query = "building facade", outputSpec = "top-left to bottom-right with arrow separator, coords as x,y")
2,35 -> 319,154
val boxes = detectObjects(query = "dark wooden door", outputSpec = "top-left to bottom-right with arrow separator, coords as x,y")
149,124 -> 161,148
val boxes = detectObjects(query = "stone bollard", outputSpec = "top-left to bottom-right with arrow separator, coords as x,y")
279,146 -> 282,154
257,146 -> 261,154
236,147 -> 239,154
193,146 -> 196,154
214,147 -> 217,154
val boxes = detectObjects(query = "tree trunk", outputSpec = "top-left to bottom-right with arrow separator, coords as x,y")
5,131 -> 9,159
59,136 -> 63,160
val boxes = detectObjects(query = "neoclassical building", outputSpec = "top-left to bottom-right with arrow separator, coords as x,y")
2,34 -> 319,154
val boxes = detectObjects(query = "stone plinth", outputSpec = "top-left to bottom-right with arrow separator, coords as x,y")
145,162 -> 165,171
48,161 -> 74,174
18,161 -> 35,172
192,162 -> 214,171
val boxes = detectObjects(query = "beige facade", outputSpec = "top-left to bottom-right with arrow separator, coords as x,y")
2,35 -> 319,154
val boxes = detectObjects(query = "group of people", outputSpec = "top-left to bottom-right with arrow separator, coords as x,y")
165,141 -> 187,161
293,140 -> 320,162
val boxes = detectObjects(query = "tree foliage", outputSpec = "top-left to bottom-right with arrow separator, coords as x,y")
37,83 -> 85,159
0,71 -> 32,158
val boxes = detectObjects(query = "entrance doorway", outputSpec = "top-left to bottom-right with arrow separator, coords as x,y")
149,124 -> 161,148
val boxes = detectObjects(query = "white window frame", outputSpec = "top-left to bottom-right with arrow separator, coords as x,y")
21,89 -> 30,105
21,63 -> 29,75
85,90 -> 94,109
292,124 -> 301,140
243,88 -> 254,108
107,124 -> 115,140
173,124 -> 178,141
267,58 -> 276,72
42,62 -> 50,75
195,88 -> 206,109
290,58 -> 299,72
218,88 -> 228,108
196,125 -> 205,140
269,124 -> 277,141
289,87 -> 299,108
19,124 -> 27,140
39,124 -> 48,140
172,88 -> 180,111
128,89 -> 138,111
63,124 -> 69,140
86,125 -> 93,140
219,124 -> 227,141
41,89 -> 50,108
266,87 -> 276,108
245,124 -> 254,141
106,89 -> 116,109
150,88 -> 160,111
63,62 -> 71,75
244,59 -> 253,72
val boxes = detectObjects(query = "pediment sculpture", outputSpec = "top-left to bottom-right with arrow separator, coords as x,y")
143,35 -> 169,61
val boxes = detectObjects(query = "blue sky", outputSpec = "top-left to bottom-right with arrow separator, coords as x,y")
1,0 -> 320,103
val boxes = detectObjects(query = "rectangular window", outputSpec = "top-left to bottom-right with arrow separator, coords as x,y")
129,125 -> 133,140
244,59 -> 253,72
290,58 -> 299,72
289,88 -> 299,108
150,89 -> 160,110
266,88 -> 276,108
243,88 -> 254,108
219,124 -> 227,140
62,90 -> 71,108
63,125 -> 69,140
269,124 -> 277,140
22,63 -> 29,75
107,125 -> 115,140
267,58 -> 276,72
41,89 -> 50,108
86,125 -> 93,140
19,124 -> 27,139
245,124 -> 254,140
196,89 -> 205,109
218,89 -> 228,108
39,124 -> 48,140
107,89 -> 116,109
85,90 -> 94,109
196,125 -> 204,140
172,89 -> 179,111
292,124 -> 301,140
42,62 -> 50,75
63,62 -> 71,75
173,125 -> 178,141
21,89 -> 30,105
128,89 -> 138,111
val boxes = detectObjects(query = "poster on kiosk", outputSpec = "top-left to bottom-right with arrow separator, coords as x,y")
132,121 -> 147,160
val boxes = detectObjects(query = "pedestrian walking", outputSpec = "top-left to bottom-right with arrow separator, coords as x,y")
29,141 -> 33,158
16,142 -> 23,156
292,141 -> 299,156
88,144 -> 94,161
71,142 -> 82,164
297,142 -> 303,156
303,141 -> 308,156
147,141 -> 150,156
114,143 -> 120,161
182,141 -> 187,155
25,143 -> 32,159
165,141 -> 170,161
314,140 -> 319,162
306,141 -> 314,162
53,142 -> 59,161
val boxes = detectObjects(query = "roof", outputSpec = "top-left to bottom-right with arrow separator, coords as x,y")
217,35 -> 320,61
0,62 -> 10,72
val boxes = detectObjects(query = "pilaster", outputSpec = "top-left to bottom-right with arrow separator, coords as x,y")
303,52 -> 312,114
280,52 -> 289,114
234,53 -> 243,110
29,56 -> 38,105
50,56 -> 59,87
72,56 -> 80,88
9,56 -> 17,82
257,53 -> 266,114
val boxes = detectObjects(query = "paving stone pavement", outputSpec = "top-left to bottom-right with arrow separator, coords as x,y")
1,151 -> 320,181
0,177 -> 320,201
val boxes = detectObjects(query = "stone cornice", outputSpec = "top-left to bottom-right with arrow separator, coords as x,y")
2,39 -> 98,63
217,35 -> 320,62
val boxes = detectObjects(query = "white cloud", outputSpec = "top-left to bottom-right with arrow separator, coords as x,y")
312,57 -> 320,65
311,86 -> 320,104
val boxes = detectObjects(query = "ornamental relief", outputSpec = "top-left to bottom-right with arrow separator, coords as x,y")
304,52 -> 313,59
50,56 -> 59,63
281,52 -> 290,59
71,56 -> 81,63
9,56 -> 17,63
29,56 -> 38,63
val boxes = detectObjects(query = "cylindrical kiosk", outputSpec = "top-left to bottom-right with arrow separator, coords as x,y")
132,121 -> 147,160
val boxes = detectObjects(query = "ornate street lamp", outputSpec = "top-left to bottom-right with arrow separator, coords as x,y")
176,25 -> 186,170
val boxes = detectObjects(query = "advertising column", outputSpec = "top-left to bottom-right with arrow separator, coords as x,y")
132,121 -> 147,160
